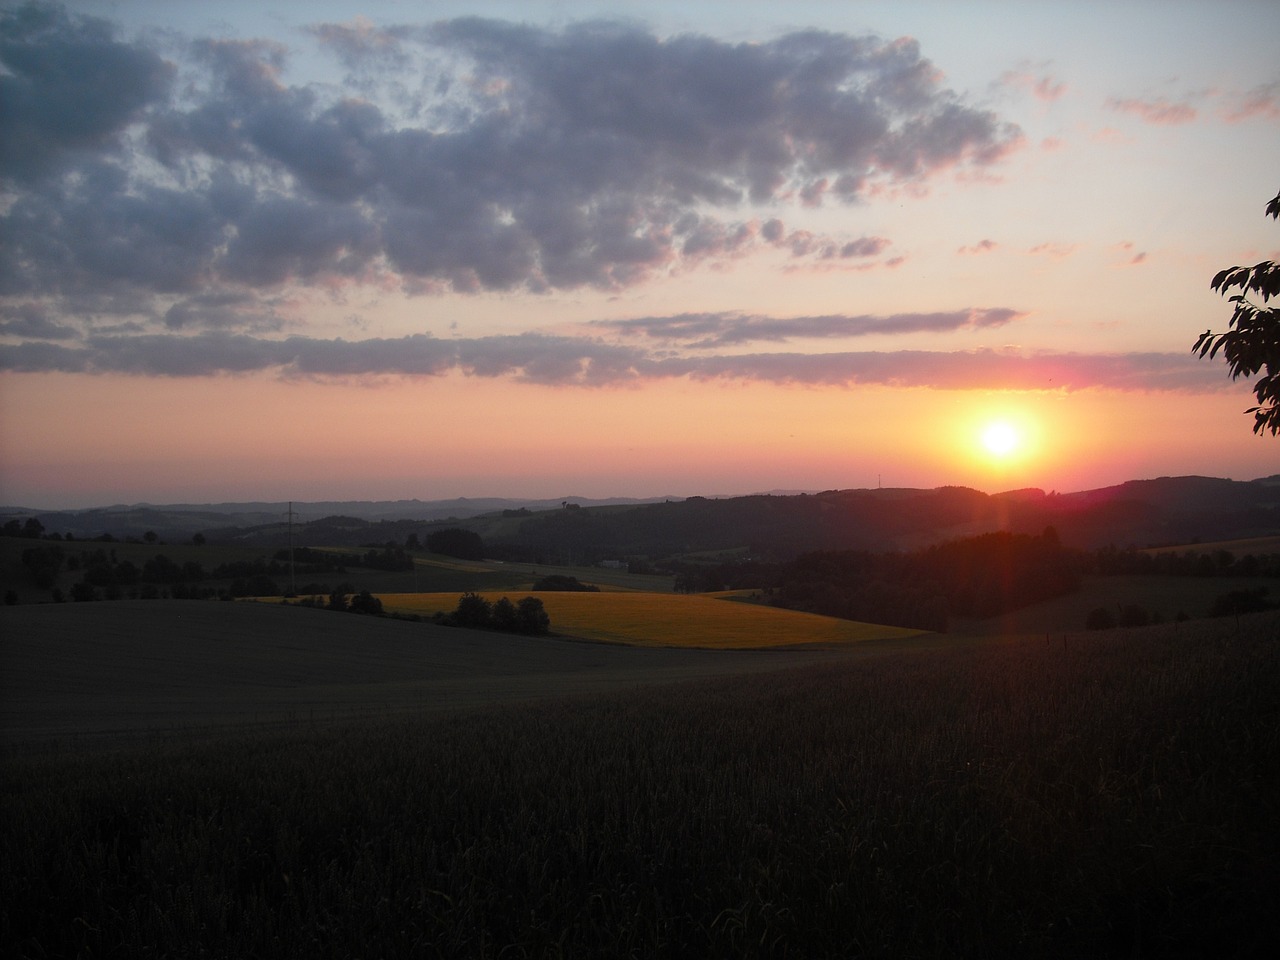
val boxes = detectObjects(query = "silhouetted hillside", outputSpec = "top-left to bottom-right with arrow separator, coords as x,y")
5,476 -> 1277,558
489,477 -> 1280,563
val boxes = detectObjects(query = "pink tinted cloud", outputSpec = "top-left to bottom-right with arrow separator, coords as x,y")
958,239 -> 999,255
1112,241 -> 1147,267
1221,81 -> 1280,122
998,67 -> 1067,102
1028,242 -> 1078,260
1106,96 -> 1197,125
1091,126 -> 1130,145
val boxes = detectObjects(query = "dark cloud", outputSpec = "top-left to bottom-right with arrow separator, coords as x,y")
595,308 -> 1025,347
0,302 -> 79,339
779,230 -> 892,261
0,339 -> 88,373
220,196 -> 381,286
0,328 -> 1221,394
162,292 -> 284,333
0,3 -> 1022,329
0,2 -> 174,183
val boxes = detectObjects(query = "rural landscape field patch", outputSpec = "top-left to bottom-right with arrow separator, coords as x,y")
379,590 -> 927,647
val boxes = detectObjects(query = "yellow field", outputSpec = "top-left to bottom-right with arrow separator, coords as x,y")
379,591 -> 928,649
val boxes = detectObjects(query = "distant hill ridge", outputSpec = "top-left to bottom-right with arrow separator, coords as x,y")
4,475 -> 1278,555
0,495 -> 677,534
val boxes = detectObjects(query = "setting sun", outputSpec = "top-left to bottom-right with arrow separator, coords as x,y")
981,421 -> 1021,458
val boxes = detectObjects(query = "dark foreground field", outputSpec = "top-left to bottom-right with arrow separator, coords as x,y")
2,605 -> 1279,958
0,600 -> 881,743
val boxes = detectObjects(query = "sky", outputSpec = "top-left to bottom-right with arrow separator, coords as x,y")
1,0 -> 1277,509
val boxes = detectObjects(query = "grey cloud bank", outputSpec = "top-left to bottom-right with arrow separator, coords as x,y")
595,308 -> 1026,347
0,3 -> 1017,322
0,331 -> 1222,393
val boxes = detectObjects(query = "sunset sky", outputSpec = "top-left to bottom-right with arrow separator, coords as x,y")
1,0 -> 1277,509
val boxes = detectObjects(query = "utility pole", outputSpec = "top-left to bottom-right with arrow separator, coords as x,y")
288,501 -> 296,595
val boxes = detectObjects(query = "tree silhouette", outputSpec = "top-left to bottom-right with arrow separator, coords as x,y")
1194,189 -> 1280,435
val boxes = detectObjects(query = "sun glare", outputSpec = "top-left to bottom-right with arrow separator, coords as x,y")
980,421 -> 1020,458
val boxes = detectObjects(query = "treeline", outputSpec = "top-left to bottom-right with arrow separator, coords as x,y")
774,530 -> 1078,632
1085,586 -> 1277,631
1086,545 -> 1280,578
287,589 -> 553,636
14,543 -> 413,602
4,517 -> 179,545
2,518 -> 48,539
294,590 -> 386,616
672,529 -> 1080,632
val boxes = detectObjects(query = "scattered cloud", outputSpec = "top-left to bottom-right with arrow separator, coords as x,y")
958,239 -> 999,255
778,231 -> 892,262
1106,81 -> 1279,127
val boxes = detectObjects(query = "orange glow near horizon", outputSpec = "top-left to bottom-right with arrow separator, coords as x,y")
1,371 -> 1277,509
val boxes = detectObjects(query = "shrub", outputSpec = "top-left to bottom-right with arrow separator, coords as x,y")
491,596 -> 519,631
1211,587 -> 1274,618
348,591 -> 384,616
516,596 -> 550,635
20,545 -> 64,589
451,591 -> 492,627
69,582 -> 97,602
